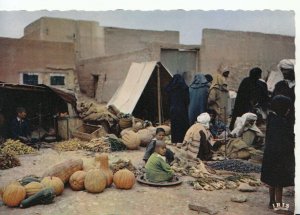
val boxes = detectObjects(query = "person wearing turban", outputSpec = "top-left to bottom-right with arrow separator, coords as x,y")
272,59 -> 295,126
182,113 -> 215,160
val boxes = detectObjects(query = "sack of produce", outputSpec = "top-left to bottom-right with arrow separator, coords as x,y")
156,125 -> 171,135
121,130 -> 141,150
137,129 -> 154,147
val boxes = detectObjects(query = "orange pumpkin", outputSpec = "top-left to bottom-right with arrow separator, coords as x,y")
41,176 -> 64,196
99,153 -> 113,187
84,169 -> 106,193
69,171 -> 87,191
24,182 -> 44,197
3,185 -> 26,207
113,169 -> 135,189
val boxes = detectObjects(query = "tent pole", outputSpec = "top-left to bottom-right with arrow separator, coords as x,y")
157,64 -> 162,125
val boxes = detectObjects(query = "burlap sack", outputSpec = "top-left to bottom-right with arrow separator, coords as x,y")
137,129 -> 154,147
121,130 -> 141,150
156,125 -> 171,135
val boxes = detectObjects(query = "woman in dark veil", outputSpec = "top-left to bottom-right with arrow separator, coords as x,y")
261,95 -> 294,211
229,67 -> 265,130
165,74 -> 190,145
188,74 -> 210,125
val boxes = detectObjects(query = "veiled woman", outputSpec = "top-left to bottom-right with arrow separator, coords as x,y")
165,74 -> 190,145
188,74 -> 210,125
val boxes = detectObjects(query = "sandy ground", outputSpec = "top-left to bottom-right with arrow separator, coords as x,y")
0,146 -> 295,215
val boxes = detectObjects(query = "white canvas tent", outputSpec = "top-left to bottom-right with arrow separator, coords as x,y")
108,61 -> 173,123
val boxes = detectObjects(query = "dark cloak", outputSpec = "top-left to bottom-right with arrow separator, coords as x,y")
272,80 -> 295,125
188,74 -> 209,125
230,68 -> 264,130
165,74 -> 190,143
261,96 -> 294,187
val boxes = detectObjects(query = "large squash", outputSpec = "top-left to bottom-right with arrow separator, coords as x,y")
20,188 -> 55,208
3,185 -> 26,207
19,176 -> 41,186
94,153 -> 101,168
42,158 -> 83,183
24,182 -> 44,197
41,176 -> 64,196
113,169 -> 135,189
99,153 -> 113,187
84,169 -> 106,193
121,130 -> 141,150
69,171 -> 87,191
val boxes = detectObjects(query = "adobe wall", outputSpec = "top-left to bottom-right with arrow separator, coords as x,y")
0,37 -> 76,88
77,46 -> 160,102
23,17 -> 105,60
104,27 -> 179,56
200,29 -> 295,90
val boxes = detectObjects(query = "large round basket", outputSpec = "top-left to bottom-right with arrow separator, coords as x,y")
119,118 -> 132,129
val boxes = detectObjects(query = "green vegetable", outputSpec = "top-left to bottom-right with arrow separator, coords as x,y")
19,176 -> 41,186
20,188 -> 55,208
108,137 -> 127,151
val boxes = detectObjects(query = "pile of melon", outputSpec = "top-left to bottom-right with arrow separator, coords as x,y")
0,155 -> 136,208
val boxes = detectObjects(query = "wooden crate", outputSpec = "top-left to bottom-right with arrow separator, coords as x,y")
57,117 -> 83,140
72,124 -> 107,141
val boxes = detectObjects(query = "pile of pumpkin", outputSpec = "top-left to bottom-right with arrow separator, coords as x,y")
0,153 -> 136,209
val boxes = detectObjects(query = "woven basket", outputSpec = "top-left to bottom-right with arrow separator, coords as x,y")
119,118 -> 132,129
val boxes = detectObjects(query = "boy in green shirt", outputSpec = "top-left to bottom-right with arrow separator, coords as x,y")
145,140 -> 174,183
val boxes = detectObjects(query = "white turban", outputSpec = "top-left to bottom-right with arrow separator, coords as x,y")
279,59 -> 295,70
231,112 -> 262,137
197,112 -> 211,128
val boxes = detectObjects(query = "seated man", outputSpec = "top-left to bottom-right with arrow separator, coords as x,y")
10,107 -> 32,143
230,112 -> 264,147
145,140 -> 174,183
182,113 -> 215,161
207,109 -> 228,139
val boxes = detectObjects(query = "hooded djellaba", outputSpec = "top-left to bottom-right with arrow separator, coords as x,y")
165,74 -> 190,145
188,74 -> 211,125
207,67 -> 230,124
229,67 -> 268,130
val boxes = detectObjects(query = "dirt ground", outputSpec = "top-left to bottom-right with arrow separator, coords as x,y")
0,146 -> 295,215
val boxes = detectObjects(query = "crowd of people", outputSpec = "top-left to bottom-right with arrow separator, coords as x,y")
142,59 -> 295,213
0,58 -> 295,213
